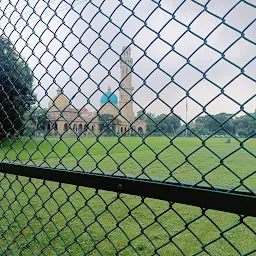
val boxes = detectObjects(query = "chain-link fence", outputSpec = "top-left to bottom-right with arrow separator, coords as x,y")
0,0 -> 255,255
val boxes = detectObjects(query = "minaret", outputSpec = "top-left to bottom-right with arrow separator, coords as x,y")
119,46 -> 135,123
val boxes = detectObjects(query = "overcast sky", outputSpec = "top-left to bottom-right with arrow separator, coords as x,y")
0,0 -> 255,123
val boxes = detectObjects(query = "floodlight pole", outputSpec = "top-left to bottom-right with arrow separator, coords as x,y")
185,97 -> 188,137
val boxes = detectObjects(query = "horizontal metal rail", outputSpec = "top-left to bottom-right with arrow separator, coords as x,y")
0,162 -> 255,217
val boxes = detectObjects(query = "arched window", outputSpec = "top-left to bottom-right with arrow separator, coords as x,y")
64,123 -> 68,131
92,125 -> 94,131
121,127 -> 123,133
53,123 -> 58,131
78,124 -> 83,133
138,127 -> 143,133
124,127 -> 127,132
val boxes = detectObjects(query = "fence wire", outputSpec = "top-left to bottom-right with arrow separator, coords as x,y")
0,0 -> 255,255
1,173 -> 256,256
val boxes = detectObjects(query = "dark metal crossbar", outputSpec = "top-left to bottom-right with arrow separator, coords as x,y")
1,162 -> 255,217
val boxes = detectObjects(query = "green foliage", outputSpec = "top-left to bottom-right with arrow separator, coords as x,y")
136,110 -> 154,122
0,36 -> 35,137
233,113 -> 256,138
129,131 -> 137,136
176,124 -> 195,137
22,107 -> 48,136
192,112 -> 256,138
145,113 -> 181,135
190,122 -> 210,136
194,113 -> 235,135
98,113 -> 120,136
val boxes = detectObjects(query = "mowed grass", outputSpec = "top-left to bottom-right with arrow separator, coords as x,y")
0,137 -> 256,255
1,136 -> 256,189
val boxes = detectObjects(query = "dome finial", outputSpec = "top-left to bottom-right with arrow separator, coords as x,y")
100,87 -> 118,105
57,88 -> 61,95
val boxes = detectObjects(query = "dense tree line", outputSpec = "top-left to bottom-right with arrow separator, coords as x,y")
136,110 -> 255,138
191,112 -> 256,138
0,36 -> 35,138
22,107 -> 48,136
136,110 -> 181,135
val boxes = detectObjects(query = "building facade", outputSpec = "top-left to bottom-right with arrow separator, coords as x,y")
47,46 -> 147,136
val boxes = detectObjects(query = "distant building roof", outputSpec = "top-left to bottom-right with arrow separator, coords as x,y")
48,89 -> 69,110
80,107 -> 88,113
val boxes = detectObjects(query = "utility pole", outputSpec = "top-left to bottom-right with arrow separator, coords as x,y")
171,124 -> 176,136
185,97 -> 188,137
35,115 -> 38,137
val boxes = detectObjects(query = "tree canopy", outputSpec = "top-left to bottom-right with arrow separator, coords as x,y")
98,113 -> 120,135
22,107 -> 48,136
192,112 -> 256,138
136,111 -> 181,135
232,113 -> 256,137
136,110 -> 255,138
0,36 -> 35,137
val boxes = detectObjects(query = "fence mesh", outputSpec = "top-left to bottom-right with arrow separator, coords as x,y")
1,173 -> 256,256
0,0 -> 255,255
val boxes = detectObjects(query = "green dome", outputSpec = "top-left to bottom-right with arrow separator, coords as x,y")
100,87 -> 118,105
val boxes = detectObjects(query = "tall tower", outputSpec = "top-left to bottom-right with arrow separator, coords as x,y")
119,46 -> 135,123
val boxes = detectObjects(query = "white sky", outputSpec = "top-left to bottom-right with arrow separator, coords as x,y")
0,0 -> 255,123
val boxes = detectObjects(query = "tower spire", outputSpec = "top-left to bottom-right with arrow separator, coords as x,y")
119,46 -> 135,123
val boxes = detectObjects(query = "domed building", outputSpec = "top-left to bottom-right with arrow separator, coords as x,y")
100,86 -> 118,105
99,86 -> 119,117
47,88 -> 98,136
47,46 -> 147,136
48,88 -> 69,109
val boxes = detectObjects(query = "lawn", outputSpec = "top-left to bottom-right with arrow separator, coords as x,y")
0,137 -> 255,255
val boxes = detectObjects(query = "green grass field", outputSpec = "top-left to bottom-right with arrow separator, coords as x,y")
0,137 -> 256,255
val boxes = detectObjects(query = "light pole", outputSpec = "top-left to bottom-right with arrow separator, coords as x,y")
185,97 -> 188,137
35,115 -> 38,137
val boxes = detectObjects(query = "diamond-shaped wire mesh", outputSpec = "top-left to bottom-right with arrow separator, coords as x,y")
0,173 -> 256,255
0,0 -> 255,255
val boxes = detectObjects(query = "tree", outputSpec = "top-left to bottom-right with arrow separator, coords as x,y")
147,113 -> 181,134
0,36 -> 35,137
233,113 -> 256,138
98,114 -> 120,136
193,113 -> 235,135
136,110 -> 154,122
22,107 -> 48,136
191,122 -> 211,135
211,113 -> 235,134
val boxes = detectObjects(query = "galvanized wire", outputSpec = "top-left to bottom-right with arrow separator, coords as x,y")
0,0 -> 255,255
